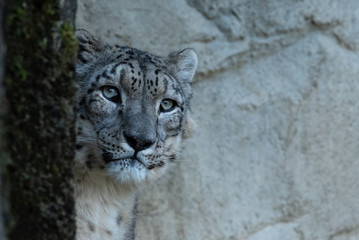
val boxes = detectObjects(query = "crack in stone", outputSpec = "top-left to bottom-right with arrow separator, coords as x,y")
329,225 -> 359,240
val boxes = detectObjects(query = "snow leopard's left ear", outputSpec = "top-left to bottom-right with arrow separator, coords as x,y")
76,29 -> 104,65
166,48 -> 198,86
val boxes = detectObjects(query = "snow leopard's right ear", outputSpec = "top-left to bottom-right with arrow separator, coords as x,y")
166,48 -> 198,100
166,48 -> 198,85
76,29 -> 104,64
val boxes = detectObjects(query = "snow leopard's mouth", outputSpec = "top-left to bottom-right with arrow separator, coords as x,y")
102,151 -> 165,170
102,151 -> 144,165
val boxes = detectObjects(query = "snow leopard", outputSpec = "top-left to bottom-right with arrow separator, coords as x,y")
74,30 -> 198,240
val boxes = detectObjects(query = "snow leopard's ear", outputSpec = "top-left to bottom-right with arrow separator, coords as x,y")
166,48 -> 198,84
76,29 -> 104,64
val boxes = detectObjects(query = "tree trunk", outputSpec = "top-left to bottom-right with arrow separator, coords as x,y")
0,0 -> 6,239
1,0 -> 77,239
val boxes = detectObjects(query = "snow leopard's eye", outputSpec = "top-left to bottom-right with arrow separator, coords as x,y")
102,86 -> 120,102
160,99 -> 175,112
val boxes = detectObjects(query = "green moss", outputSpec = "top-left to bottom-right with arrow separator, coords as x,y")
13,60 -> 27,80
3,0 -> 77,239
60,23 -> 78,61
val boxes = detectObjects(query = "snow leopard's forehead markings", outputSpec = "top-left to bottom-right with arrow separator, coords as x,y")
91,47 -> 173,103
75,30 -> 198,184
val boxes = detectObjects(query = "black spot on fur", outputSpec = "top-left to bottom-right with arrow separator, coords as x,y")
126,199 -> 137,240
86,154 -> 93,167
87,89 -> 94,94
111,63 -> 121,74
155,69 -> 160,75
102,69 -> 109,78
78,54 -> 88,64
96,75 -> 101,81
79,97 -> 85,106
169,132 -> 180,137
116,214 -> 122,225
75,144 -> 83,150
88,98 -> 97,105
88,222 -> 95,232
86,160 -> 92,169
168,155 -> 176,162
102,151 -> 114,164
78,41 -> 87,49
148,161 -> 165,170
126,50 -> 134,55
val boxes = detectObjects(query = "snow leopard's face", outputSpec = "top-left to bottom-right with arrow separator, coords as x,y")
74,30 -> 197,184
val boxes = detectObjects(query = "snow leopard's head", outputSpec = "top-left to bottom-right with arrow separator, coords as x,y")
74,30 -> 197,184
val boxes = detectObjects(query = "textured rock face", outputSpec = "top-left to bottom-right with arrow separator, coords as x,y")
76,1 -> 359,239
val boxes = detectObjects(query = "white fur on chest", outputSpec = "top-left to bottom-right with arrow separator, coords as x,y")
75,172 -> 137,240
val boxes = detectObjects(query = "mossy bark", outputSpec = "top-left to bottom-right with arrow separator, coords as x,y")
0,0 -> 6,239
2,0 -> 77,239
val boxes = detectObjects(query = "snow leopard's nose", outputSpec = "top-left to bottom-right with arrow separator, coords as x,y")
124,132 -> 155,152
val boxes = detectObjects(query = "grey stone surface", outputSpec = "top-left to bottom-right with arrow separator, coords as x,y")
77,1 -> 359,239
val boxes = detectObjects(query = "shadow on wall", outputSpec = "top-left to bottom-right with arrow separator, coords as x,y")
76,0 -> 359,239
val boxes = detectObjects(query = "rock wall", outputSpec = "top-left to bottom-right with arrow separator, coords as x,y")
76,1 -> 359,239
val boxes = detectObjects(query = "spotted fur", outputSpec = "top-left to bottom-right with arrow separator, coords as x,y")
74,30 -> 197,240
